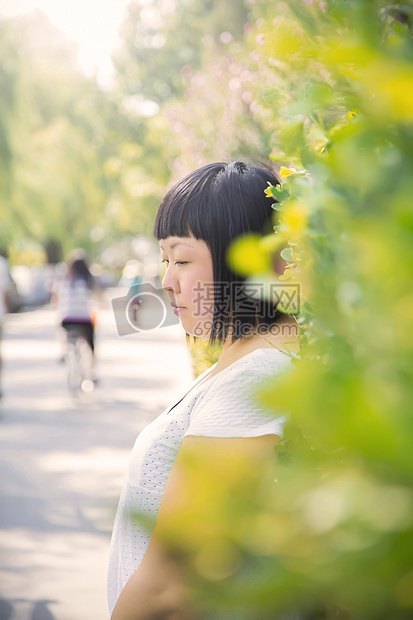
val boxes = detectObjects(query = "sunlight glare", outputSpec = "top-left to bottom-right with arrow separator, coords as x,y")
0,0 -> 133,85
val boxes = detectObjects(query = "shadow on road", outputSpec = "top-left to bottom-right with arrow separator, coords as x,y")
0,305 -> 193,620
0,598 -> 57,620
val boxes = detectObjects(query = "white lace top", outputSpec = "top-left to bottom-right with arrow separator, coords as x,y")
107,347 -> 296,614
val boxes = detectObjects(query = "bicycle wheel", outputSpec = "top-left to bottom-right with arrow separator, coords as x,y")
65,327 -> 94,397
66,339 -> 82,396
76,337 -> 94,393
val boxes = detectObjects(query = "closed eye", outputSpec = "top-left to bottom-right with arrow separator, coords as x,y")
161,259 -> 188,267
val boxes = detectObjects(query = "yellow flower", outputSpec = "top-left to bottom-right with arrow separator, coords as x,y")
346,109 -> 359,119
279,166 -> 296,179
227,234 -> 271,276
282,200 -> 308,238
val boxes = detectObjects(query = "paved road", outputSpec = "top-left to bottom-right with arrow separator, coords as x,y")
0,295 -> 193,620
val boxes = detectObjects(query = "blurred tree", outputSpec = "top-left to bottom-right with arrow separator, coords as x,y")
0,19 -> 19,250
44,239 -> 62,264
114,0 -> 251,104
0,13 -> 111,259
108,0 -> 262,235
0,11 -> 164,263
161,46 -> 273,179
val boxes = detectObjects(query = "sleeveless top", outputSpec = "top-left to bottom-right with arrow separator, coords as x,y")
56,277 -> 92,322
107,347 -> 296,614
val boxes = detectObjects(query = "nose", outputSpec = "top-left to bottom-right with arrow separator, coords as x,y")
161,265 -> 180,294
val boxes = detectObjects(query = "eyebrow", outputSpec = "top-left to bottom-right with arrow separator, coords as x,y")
159,241 -> 193,250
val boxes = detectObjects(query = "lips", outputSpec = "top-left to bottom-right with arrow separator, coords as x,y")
171,302 -> 186,314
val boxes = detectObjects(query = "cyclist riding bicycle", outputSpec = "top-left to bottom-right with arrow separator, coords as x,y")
52,250 -> 99,384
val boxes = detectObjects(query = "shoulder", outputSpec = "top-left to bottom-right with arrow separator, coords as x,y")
222,346 -> 295,378
208,347 -> 294,405
185,348 -> 294,439
208,347 -> 296,396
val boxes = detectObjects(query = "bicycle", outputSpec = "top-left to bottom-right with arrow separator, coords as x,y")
64,324 -> 95,398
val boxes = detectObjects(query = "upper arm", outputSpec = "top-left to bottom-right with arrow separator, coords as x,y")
155,434 -> 281,540
110,435 -> 280,619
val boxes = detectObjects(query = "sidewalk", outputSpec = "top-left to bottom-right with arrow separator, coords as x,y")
0,297 -> 193,620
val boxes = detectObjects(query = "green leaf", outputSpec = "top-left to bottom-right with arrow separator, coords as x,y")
280,247 -> 294,262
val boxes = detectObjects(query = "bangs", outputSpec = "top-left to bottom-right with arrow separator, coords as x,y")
154,193 -> 209,241
153,163 -> 227,242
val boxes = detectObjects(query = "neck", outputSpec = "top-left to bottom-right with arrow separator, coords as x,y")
219,315 -> 299,364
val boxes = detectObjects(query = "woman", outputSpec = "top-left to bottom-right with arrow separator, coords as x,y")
53,250 -> 98,375
108,162 -> 300,619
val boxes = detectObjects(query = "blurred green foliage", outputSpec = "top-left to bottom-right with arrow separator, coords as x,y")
0,12 -> 171,262
157,1 -> 413,619
188,337 -> 222,378
114,0 -> 250,103
0,14 -> 112,259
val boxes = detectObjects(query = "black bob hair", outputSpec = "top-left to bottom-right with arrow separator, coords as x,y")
154,161 -> 286,345
66,250 -> 94,290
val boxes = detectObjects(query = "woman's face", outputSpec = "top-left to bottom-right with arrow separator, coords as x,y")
159,235 -> 214,339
